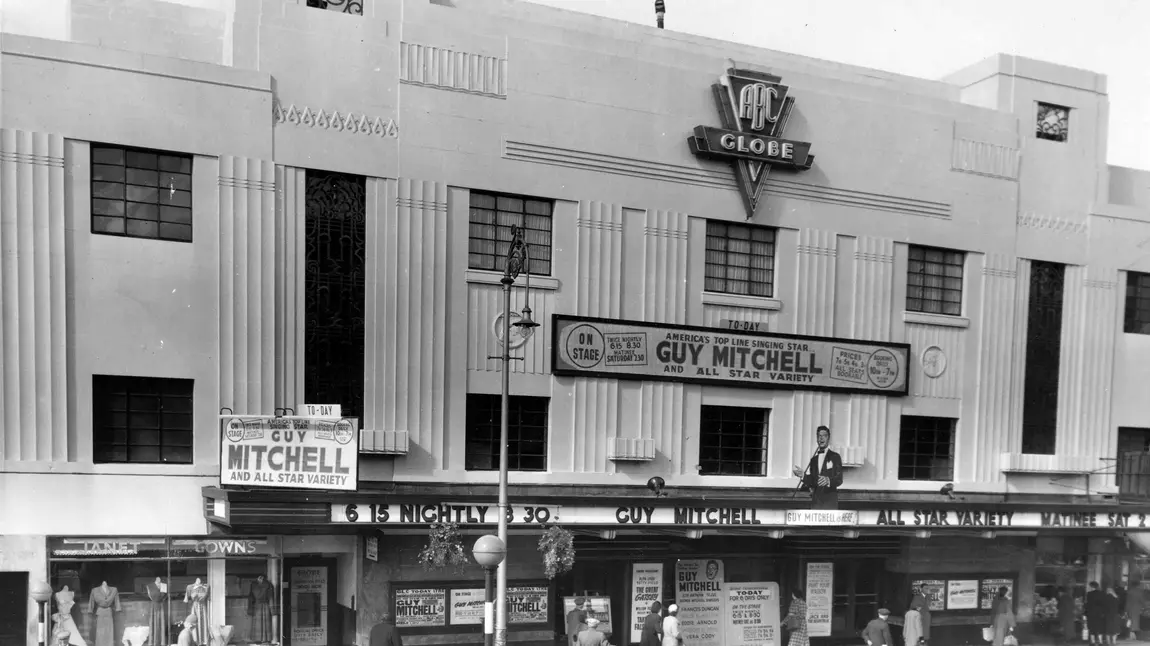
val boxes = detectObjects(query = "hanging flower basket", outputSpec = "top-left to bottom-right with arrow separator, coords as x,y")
538,525 -> 576,579
418,522 -> 470,574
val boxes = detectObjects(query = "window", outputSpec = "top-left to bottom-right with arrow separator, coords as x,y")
897,416 -> 956,481
468,191 -> 553,276
92,375 -> 194,464
1036,102 -> 1070,142
1125,272 -> 1150,334
698,405 -> 769,476
1021,261 -> 1065,455
906,245 -> 964,316
465,394 -> 549,471
704,221 -> 776,297
91,145 -> 193,242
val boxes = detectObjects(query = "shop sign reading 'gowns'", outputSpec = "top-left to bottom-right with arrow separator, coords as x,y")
220,415 -> 359,491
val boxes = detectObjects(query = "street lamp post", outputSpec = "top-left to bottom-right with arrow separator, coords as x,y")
29,581 -> 53,646
492,225 -> 539,646
473,535 -> 507,646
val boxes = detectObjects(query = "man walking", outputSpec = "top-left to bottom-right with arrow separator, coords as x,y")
568,597 -> 588,646
370,611 -> 403,646
862,608 -> 894,646
792,425 -> 844,510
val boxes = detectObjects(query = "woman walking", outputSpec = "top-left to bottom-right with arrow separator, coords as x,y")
783,589 -> 809,646
991,587 -> 1016,646
662,604 -> 682,646
1106,587 -> 1122,645
904,601 -> 924,646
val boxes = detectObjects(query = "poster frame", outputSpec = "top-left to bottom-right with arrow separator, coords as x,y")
393,580 -> 552,635
906,573 -> 1019,615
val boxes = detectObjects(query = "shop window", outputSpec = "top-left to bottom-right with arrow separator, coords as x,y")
91,144 -> 193,242
897,416 -> 956,481
1124,272 -> 1150,334
465,394 -> 549,471
698,405 -> 769,476
468,191 -> 553,276
92,375 -> 194,464
1037,102 -> 1070,142
1022,261 -> 1065,455
704,221 -> 776,298
906,245 -> 964,316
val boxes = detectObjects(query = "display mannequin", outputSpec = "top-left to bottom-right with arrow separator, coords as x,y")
247,575 -> 275,642
86,581 -> 121,646
147,577 -> 169,646
52,586 -> 87,646
184,579 -> 210,646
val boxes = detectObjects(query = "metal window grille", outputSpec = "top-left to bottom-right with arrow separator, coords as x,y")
306,0 -> 363,14
698,405 -> 769,476
704,221 -> 776,298
906,245 -> 964,316
468,191 -> 553,276
90,145 -> 193,242
897,415 -> 955,481
93,375 -> 194,464
465,394 -> 549,471
1036,102 -> 1070,143
1125,272 -> 1150,334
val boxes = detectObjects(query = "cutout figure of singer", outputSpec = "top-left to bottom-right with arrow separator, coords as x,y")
792,425 -> 843,509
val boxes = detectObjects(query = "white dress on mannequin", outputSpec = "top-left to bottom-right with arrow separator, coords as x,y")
52,587 -> 88,646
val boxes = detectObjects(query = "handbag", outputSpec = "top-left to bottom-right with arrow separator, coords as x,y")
785,615 -> 800,631
982,627 -> 994,643
1003,634 -> 1018,646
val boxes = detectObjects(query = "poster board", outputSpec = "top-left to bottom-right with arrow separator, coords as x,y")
676,559 -> 725,646
564,596 -> 614,637
912,580 -> 946,611
723,582 -> 781,646
805,562 -> 833,637
631,564 -> 664,644
981,579 -> 1014,610
397,582 -> 550,633
947,580 -> 979,610
396,588 -> 447,628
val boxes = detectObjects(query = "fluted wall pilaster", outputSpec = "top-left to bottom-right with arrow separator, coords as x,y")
1055,265 -> 1088,457
219,156 -> 276,415
0,129 -> 68,462
274,166 -> 306,410
571,378 -> 619,474
789,391 -> 833,469
850,236 -> 895,341
576,201 -> 623,318
643,210 -> 689,324
795,229 -> 837,336
1069,266 -> 1118,460
366,179 -> 448,460
1007,258 -> 1032,454
970,254 -> 1018,483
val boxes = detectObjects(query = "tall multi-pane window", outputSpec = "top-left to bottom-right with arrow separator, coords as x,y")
1124,272 -> 1150,334
468,191 -> 553,276
906,245 -> 964,316
465,394 -> 549,471
897,416 -> 956,481
1021,261 -> 1065,454
90,145 -> 193,242
704,221 -> 776,298
92,375 -> 194,464
698,406 -> 769,476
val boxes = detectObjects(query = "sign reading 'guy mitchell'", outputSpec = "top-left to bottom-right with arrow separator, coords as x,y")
220,415 -> 360,491
551,315 -> 910,395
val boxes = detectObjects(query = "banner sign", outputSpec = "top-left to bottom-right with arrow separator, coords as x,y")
631,564 -> 665,643
332,504 -> 1150,531
805,563 -> 833,637
723,582 -> 781,646
396,588 -> 447,628
676,559 -> 724,646
220,415 -> 359,491
551,315 -> 910,395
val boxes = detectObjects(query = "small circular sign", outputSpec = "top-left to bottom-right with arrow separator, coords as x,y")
333,419 -> 355,445
565,323 -> 606,369
922,346 -> 947,379
224,419 -> 244,443
867,349 -> 901,389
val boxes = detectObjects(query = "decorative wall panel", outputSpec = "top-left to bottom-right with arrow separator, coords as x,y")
790,391 -> 833,469
0,129 -> 67,462
219,156 -> 277,416
970,254 -> 1018,483
850,236 -> 895,341
794,229 -> 837,336
640,381 -> 687,474
466,285 -> 553,376
400,42 -> 507,98
576,201 -> 624,318
847,395 -> 892,476
951,138 -> 1020,180
643,210 -> 689,324
904,324 -> 965,399
1061,266 -> 1118,460
274,166 -> 306,410
364,179 -> 449,458
571,378 -> 619,474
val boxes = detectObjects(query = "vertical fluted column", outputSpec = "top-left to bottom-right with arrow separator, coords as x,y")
846,236 -> 895,471
219,156 -> 276,415
643,210 -> 689,324
1055,265 -> 1088,457
794,228 -> 837,336
1007,258 -> 1032,454
0,128 -> 67,462
1075,267 -> 1118,461
274,166 -> 306,410
576,201 -> 624,318
970,254 -> 1018,483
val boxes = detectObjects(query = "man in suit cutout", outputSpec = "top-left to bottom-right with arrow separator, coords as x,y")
791,425 -> 844,509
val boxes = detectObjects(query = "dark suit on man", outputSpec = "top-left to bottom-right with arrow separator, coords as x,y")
802,447 -> 844,510
641,611 -> 663,646
862,617 -> 893,646
370,619 -> 403,646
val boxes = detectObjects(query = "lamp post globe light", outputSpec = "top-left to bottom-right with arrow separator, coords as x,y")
473,535 -> 507,646
491,224 -> 539,646
29,580 -> 54,646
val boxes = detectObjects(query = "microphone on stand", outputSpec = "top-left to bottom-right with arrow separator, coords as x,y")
791,445 -> 824,500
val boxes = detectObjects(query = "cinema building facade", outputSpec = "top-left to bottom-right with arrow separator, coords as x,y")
3,0 -> 1150,645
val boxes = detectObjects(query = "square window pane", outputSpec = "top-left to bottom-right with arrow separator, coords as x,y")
93,164 -> 126,182
127,219 -> 159,238
92,182 -> 125,200
128,203 -> 159,220
127,186 -> 159,203
126,151 -> 159,169
161,189 -> 192,208
93,216 -> 125,234
158,156 -> 192,174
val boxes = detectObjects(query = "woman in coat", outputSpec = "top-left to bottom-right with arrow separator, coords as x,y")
1088,582 -> 1108,645
1106,587 -> 1122,644
783,589 -> 809,646
662,604 -> 682,646
904,601 -> 924,646
991,587 -> 1017,646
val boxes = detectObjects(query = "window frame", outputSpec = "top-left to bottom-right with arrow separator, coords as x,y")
1036,101 -> 1071,143
897,415 -> 956,482
467,190 -> 554,277
1125,271 -> 1150,334
698,405 -> 770,476
92,375 -> 195,465
704,220 -> 777,299
464,394 -> 549,472
906,244 -> 965,317
90,143 -> 194,243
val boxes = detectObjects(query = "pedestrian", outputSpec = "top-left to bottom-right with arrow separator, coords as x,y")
991,587 -> 1016,646
641,601 -> 664,646
1127,580 -> 1143,639
577,617 -> 609,646
782,588 -> 809,646
862,608 -> 894,646
1088,582 -> 1108,645
177,615 -> 199,646
904,601 -> 924,646
910,587 -> 932,645
369,611 -> 403,646
662,604 -> 682,646
1058,586 -> 1078,644
568,597 -> 588,646
1107,587 -> 1122,645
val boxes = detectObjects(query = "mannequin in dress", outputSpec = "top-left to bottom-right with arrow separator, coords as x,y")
86,581 -> 121,646
185,579 -> 210,646
147,577 -> 169,646
52,586 -> 87,646
247,575 -> 275,642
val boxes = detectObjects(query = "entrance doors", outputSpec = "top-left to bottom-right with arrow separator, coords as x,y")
284,558 -> 339,646
0,572 -> 28,644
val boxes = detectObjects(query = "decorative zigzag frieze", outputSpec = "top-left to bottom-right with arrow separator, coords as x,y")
1017,212 -> 1087,235
273,99 -> 399,138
